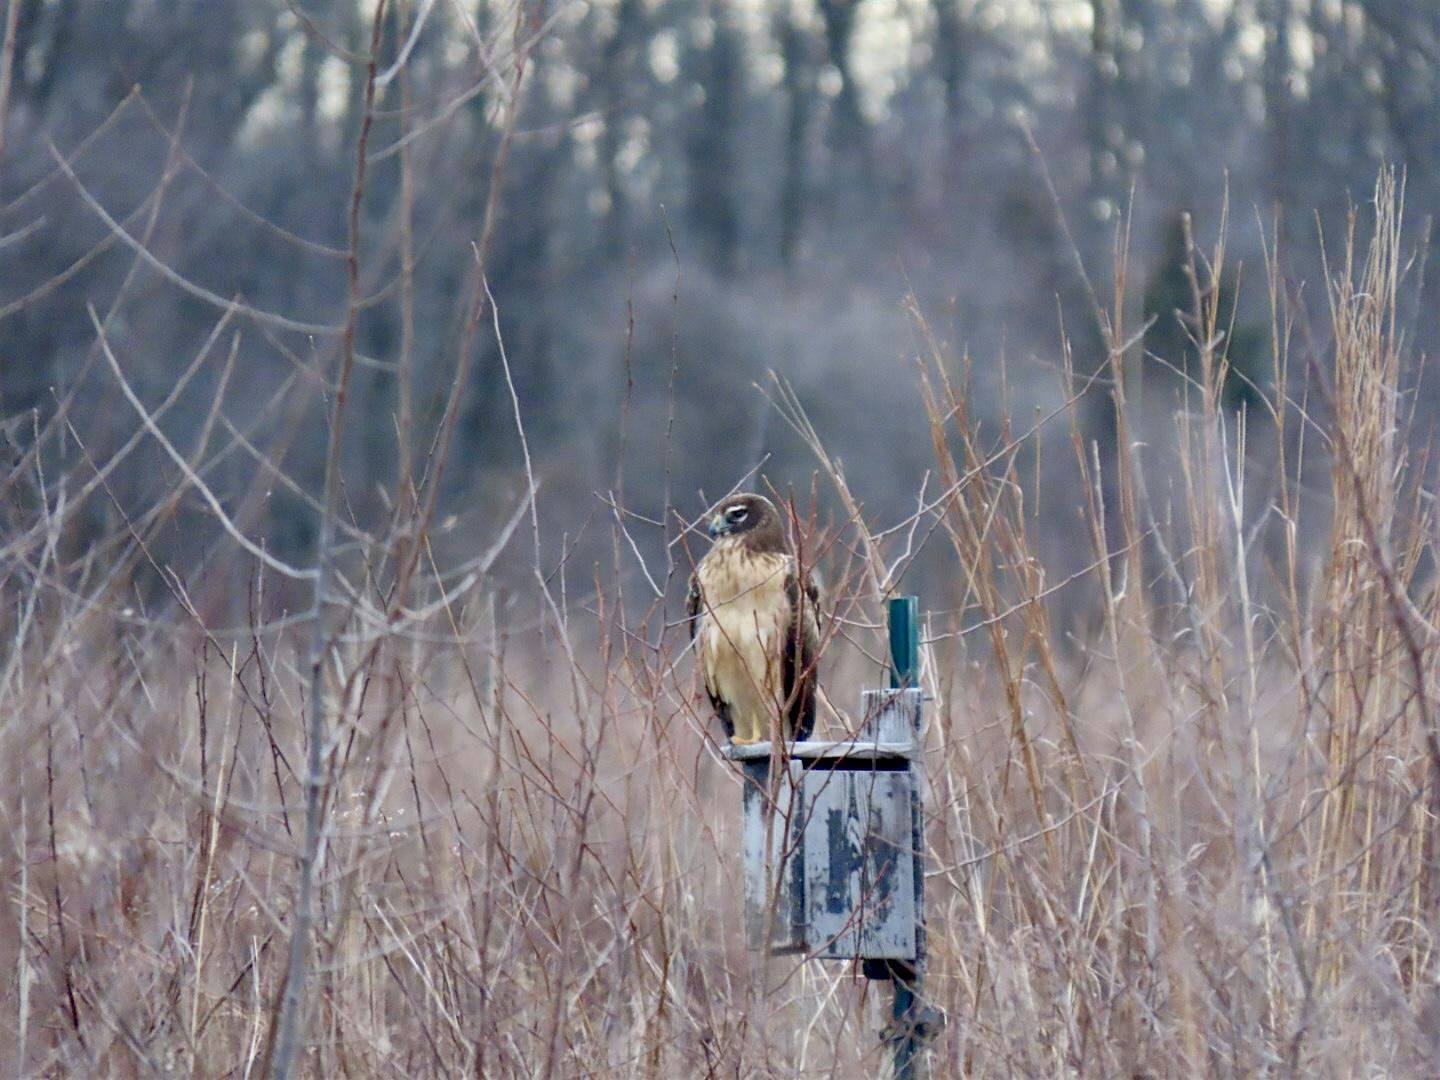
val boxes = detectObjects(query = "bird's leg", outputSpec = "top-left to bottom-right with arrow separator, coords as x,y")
739,712 -> 761,745
729,715 -> 752,746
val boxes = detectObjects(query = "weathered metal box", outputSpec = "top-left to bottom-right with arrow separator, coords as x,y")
804,768 -> 916,958
732,688 -> 924,962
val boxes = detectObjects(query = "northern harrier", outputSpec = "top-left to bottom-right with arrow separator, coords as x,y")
687,493 -> 819,745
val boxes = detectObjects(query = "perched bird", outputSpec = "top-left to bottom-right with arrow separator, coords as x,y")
688,493 -> 820,745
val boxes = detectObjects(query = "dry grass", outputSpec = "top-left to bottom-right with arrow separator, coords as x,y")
3,65 -> 1438,1075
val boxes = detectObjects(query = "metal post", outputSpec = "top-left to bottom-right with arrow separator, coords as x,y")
887,596 -> 926,1079
888,595 -> 919,689
891,966 -> 920,1078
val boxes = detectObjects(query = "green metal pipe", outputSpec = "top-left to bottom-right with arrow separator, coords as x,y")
888,595 -> 919,689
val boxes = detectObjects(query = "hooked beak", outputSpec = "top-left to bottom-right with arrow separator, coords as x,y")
707,514 -> 726,539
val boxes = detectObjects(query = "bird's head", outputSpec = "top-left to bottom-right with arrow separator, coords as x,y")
706,493 -> 783,548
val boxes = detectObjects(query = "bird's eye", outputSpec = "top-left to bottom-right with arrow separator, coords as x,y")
726,505 -> 748,522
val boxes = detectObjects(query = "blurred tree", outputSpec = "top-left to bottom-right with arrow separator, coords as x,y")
1085,0 -> 1123,233
776,6 -> 814,269
815,0 -> 870,182
932,0 -> 968,128
596,0 -> 646,259
1260,0 -> 1293,229
1142,211 -> 1266,414
0,0 -> 1437,572
685,2 -> 743,276
1356,0 -> 1440,177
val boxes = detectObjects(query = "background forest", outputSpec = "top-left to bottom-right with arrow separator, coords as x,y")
4,0 -> 1438,584
5,1 -> 1440,1076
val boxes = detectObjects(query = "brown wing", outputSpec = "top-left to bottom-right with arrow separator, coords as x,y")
687,570 -> 734,739
686,573 -> 701,640
781,565 -> 820,741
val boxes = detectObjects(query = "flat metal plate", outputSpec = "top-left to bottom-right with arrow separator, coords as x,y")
802,769 -> 917,960
722,689 -> 923,762
723,739 -> 915,762
742,759 -> 806,952
860,688 -> 924,744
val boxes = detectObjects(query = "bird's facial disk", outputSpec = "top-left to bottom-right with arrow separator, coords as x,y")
708,500 -> 753,538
